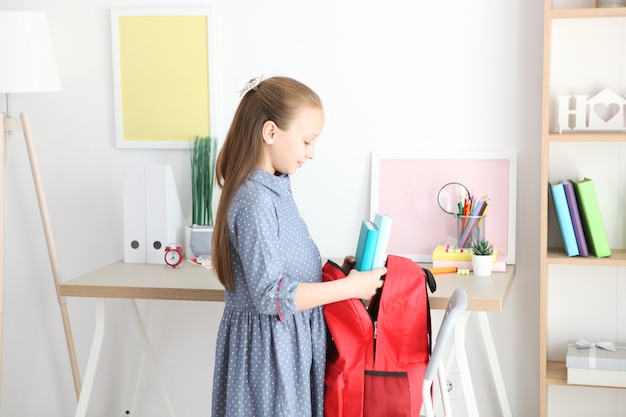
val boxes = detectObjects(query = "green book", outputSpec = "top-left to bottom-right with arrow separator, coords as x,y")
570,178 -> 611,258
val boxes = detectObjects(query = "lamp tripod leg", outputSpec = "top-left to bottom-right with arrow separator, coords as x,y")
20,113 -> 82,399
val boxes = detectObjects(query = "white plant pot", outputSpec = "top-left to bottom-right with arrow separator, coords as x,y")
184,225 -> 194,260
183,225 -> 214,259
472,254 -> 493,277
185,224 -> 214,265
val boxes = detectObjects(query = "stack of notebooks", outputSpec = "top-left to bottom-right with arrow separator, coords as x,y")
431,244 -> 506,272
548,178 -> 611,258
354,213 -> 392,271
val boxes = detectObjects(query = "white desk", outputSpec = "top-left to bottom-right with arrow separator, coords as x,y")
60,261 -> 224,417
60,260 -> 514,417
425,265 -> 516,417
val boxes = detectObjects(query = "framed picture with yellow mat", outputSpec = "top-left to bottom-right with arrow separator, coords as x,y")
111,8 -> 217,149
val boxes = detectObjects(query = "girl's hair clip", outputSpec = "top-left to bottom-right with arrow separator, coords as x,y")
237,75 -> 264,98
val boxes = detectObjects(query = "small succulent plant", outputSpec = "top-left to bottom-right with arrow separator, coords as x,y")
471,239 -> 493,256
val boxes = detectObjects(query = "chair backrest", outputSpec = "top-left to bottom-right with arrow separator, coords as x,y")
425,287 -> 468,381
422,287 -> 468,417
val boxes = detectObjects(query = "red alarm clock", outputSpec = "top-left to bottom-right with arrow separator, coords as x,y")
164,244 -> 183,267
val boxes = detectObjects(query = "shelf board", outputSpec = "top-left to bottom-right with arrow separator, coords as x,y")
551,8 -> 626,19
545,132 -> 626,142
547,361 -> 568,385
546,248 -> 626,266
546,361 -> 626,389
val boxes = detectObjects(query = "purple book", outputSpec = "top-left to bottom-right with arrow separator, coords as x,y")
563,180 -> 589,257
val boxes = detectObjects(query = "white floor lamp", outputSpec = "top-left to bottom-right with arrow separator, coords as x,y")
0,11 -> 81,400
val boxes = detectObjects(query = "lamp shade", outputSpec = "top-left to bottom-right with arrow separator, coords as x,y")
0,11 -> 61,93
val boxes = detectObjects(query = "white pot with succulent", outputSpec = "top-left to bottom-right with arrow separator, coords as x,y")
185,135 -> 218,266
471,238 -> 494,277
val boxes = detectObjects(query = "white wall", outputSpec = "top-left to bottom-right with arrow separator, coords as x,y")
1,0 -> 543,416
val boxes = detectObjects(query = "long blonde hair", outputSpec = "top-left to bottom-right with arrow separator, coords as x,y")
212,76 -> 322,291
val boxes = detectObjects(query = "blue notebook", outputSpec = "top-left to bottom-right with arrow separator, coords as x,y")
355,220 -> 379,271
549,181 -> 579,257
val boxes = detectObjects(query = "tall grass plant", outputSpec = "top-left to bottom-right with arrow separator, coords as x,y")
190,136 -> 218,226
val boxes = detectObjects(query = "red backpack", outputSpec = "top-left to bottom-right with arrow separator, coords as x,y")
322,255 -> 436,417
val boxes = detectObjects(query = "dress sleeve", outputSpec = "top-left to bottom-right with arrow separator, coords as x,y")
229,192 -> 298,321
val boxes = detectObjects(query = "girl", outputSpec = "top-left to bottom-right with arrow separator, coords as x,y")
211,76 -> 385,417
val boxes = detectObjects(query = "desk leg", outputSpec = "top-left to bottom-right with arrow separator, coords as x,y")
446,311 -> 514,417
124,301 -> 152,414
477,311 -> 513,417
75,299 -> 106,417
455,312 -> 479,417
127,300 -> 178,417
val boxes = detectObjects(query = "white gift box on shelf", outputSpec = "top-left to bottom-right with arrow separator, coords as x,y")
566,339 -> 626,387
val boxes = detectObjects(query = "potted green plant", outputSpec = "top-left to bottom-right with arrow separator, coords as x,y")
471,238 -> 494,276
186,135 -> 218,264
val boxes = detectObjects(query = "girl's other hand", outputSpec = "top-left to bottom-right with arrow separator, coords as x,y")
341,255 -> 356,272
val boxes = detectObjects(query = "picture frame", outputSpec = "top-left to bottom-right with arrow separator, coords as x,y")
110,9 -> 217,149
370,151 -> 517,263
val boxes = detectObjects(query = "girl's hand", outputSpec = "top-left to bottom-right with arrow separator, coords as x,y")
345,267 -> 386,300
295,264 -> 385,311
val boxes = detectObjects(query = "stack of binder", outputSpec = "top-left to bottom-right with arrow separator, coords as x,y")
123,164 -> 186,264
548,178 -> 610,258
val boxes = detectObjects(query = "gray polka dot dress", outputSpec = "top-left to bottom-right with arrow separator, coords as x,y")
212,168 -> 325,417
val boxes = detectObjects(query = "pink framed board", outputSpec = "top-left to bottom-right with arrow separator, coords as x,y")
370,152 -> 517,263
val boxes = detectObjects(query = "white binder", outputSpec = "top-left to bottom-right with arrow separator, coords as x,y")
123,165 -> 146,263
145,165 -> 185,264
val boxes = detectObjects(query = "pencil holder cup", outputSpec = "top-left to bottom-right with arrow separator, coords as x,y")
455,215 -> 486,248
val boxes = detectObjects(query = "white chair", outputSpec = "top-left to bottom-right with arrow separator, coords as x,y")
422,287 -> 468,417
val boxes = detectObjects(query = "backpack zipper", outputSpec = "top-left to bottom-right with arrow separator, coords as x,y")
373,320 -> 378,361
366,285 -> 382,362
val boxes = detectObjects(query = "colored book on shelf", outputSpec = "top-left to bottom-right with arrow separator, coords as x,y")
432,256 -> 507,272
562,180 -> 589,257
432,244 -> 498,262
570,177 -> 611,258
371,213 -> 392,269
354,220 -> 379,271
548,181 -> 579,257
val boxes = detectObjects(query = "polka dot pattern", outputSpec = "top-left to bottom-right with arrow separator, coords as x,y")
212,168 -> 325,417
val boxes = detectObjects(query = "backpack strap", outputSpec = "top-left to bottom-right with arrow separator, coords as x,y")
425,268 -> 437,293
423,268 -> 436,356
